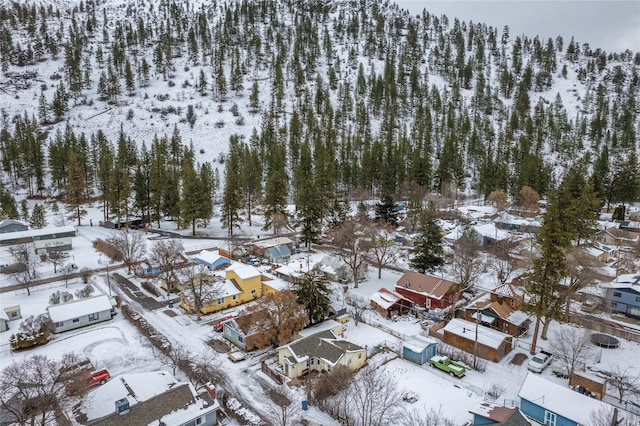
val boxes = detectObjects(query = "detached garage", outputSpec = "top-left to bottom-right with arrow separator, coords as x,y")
47,295 -> 115,333
402,336 -> 438,365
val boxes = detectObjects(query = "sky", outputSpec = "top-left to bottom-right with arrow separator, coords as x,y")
394,1 -> 640,53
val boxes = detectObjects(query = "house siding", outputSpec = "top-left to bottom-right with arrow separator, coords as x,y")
53,309 -> 112,333
606,287 -> 640,319
402,344 -> 437,365
442,330 -> 512,362
395,286 -> 450,309
520,399 -> 578,426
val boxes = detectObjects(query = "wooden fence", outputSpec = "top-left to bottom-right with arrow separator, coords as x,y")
261,360 -> 284,385
568,313 -> 640,343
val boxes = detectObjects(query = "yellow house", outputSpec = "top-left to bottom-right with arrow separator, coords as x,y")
180,263 -> 264,314
261,275 -> 290,295
278,328 -> 366,379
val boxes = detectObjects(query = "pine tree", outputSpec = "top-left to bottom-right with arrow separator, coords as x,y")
374,194 -> 398,226
523,193 -> 569,353
198,69 -> 207,96
221,137 -> 243,236
180,162 -> 211,236
293,270 -> 332,326
409,203 -> 443,273
51,82 -> 68,121
124,59 -> 135,95
294,141 -> 321,247
29,203 -> 47,229
37,92 -> 49,124
65,152 -> 87,226
20,199 -> 29,222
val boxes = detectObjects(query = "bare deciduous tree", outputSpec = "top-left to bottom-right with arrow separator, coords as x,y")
487,189 -> 509,211
187,349 -> 222,392
349,365 -> 404,426
606,364 -> 640,403
106,231 -> 146,272
162,344 -> 192,377
311,365 -> 355,422
9,243 -> 39,295
549,327 -> 591,377
330,219 -> 372,288
180,264 -> 224,320
150,239 -> 185,293
263,385 -> 300,426
563,247 -> 601,320
0,353 -> 82,426
519,185 -> 540,216
589,406 -> 640,426
345,293 -> 369,326
398,406 -> 457,426
447,228 -> 483,319
49,290 -> 73,305
75,284 -> 95,299
366,222 -> 398,279
47,250 -> 67,274
487,238 -> 519,286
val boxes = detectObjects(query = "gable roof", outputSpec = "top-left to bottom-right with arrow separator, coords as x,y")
492,283 -> 525,299
469,402 -> 531,425
47,295 -> 112,323
0,219 -> 27,229
370,287 -> 412,310
283,330 -> 364,366
396,271 -> 457,299
195,249 -> 228,265
79,371 -> 217,426
518,373 -> 610,425
603,273 -> 640,291
226,263 -> 261,280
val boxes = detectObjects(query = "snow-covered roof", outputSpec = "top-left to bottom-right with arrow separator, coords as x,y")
370,288 -> 409,310
195,249 -> 226,264
252,237 -> 292,249
402,335 -> 437,353
262,277 -> 290,291
443,318 -> 511,349
0,219 -> 27,229
47,295 -> 112,323
298,319 -> 342,338
148,396 -> 218,426
518,373 -> 610,424
226,262 -> 261,280
457,205 -> 496,219
219,279 -> 243,298
83,370 -> 217,423
0,225 -> 76,242
473,223 -> 510,241
602,273 -> 640,290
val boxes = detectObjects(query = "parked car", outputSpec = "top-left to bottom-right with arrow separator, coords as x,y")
528,350 -> 553,373
428,355 -> 466,378
65,369 -> 111,393
213,315 -> 234,332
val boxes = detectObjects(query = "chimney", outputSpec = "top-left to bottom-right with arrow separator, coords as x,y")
204,382 -> 216,400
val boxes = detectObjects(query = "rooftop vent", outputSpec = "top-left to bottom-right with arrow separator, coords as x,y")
115,398 -> 130,415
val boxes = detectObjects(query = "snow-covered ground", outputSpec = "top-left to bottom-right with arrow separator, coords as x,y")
3,223 -> 639,425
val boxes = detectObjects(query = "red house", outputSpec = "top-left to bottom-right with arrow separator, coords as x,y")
394,271 -> 459,310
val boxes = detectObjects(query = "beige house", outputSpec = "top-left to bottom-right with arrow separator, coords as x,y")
278,329 -> 366,379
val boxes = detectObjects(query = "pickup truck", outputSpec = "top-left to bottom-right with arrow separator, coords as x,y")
428,355 -> 467,378
528,350 -> 553,373
65,369 -> 111,393
213,315 -> 234,332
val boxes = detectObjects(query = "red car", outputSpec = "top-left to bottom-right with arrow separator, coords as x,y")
65,369 -> 111,393
213,315 -> 234,332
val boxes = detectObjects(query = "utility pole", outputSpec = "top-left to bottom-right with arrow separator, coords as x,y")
106,261 -> 112,297
474,307 -> 479,369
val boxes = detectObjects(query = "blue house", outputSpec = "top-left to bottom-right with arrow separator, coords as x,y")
0,219 -> 27,234
401,336 -> 437,365
195,249 -> 231,271
519,373 -> 611,426
604,274 -> 640,319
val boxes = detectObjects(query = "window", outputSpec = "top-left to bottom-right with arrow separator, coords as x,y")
544,410 -> 557,426
55,321 -> 64,327
613,291 -> 622,298
72,318 -> 80,323
636,296 -> 640,303
217,297 -> 224,304
238,335 -> 244,343
251,289 -> 257,295
232,295 -> 237,300
88,313 -> 99,321
195,417 -> 203,425
627,306 -> 640,318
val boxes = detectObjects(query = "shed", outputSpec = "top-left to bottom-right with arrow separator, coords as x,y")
441,318 -> 513,362
569,370 -> 607,400
4,305 -> 21,321
369,287 -> 413,318
469,401 -> 531,425
401,336 -> 438,365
